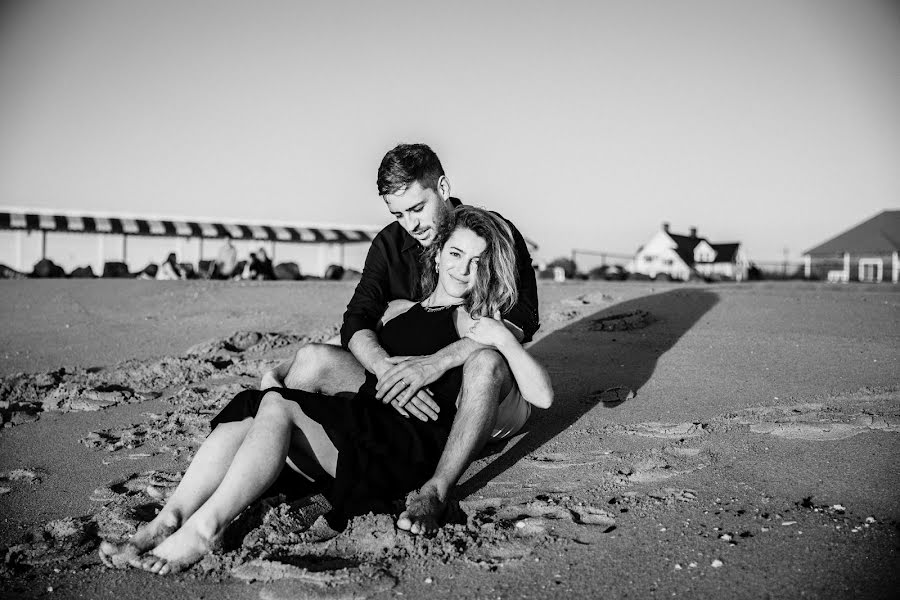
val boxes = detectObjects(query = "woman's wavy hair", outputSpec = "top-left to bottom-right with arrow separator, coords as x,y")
419,205 -> 519,318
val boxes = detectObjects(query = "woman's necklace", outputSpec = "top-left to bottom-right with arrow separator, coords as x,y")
423,295 -> 461,312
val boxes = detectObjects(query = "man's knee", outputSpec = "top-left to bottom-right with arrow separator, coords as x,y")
463,348 -> 509,379
284,343 -> 363,395
284,343 -> 336,390
461,349 -> 513,399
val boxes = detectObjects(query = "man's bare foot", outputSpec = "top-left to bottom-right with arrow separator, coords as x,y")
397,483 -> 447,535
98,512 -> 180,569
136,521 -> 217,575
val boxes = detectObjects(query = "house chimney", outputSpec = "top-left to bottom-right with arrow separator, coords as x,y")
662,222 -> 670,233
689,227 -> 697,238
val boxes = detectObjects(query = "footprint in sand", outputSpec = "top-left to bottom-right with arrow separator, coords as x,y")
589,309 -> 654,332
622,421 -> 708,439
525,450 -> 614,469
0,467 -> 44,484
5,516 -> 97,567
187,326 -> 342,358
462,496 -> 617,532
618,455 -> 705,484
589,386 -> 636,407
726,396 -> 900,441
91,470 -> 183,503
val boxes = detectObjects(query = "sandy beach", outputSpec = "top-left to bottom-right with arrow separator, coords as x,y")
1,279 -> 898,599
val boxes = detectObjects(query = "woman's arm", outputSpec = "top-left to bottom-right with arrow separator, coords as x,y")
459,310 -> 554,409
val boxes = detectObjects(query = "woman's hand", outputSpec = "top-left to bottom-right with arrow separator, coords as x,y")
465,310 -> 515,350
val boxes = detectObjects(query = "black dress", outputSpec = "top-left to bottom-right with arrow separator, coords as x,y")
210,302 -> 462,526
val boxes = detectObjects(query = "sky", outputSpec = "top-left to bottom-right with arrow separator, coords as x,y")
1,0 -> 898,268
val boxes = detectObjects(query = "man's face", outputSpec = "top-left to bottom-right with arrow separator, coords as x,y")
383,180 -> 451,247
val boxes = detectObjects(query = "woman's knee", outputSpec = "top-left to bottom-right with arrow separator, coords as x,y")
255,392 -> 293,421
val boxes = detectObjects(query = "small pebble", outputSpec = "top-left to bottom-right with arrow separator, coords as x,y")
761,527 -> 769,532
865,517 -> 876,524
719,534 -> 732,542
424,577 -> 433,584
674,564 -> 682,570
711,559 -> 724,568
781,521 -> 797,526
688,562 -> 698,569
832,504 -> 845,512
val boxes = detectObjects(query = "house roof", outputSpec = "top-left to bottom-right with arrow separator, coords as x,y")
804,210 -> 900,256
667,233 -> 702,265
711,243 -> 740,262
665,231 -> 740,265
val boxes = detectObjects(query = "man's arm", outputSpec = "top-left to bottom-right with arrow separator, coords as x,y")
340,233 -> 392,350
374,314 -> 524,408
350,329 -> 441,421
498,215 -> 540,342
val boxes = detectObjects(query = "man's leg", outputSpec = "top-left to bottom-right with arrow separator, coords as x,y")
276,343 -> 366,396
398,348 -> 513,534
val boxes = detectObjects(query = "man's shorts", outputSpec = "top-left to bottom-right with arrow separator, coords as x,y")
491,382 -> 531,440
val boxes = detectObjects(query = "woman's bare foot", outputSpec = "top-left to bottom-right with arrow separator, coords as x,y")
397,483 -> 447,535
98,511 -> 180,569
136,521 -> 218,575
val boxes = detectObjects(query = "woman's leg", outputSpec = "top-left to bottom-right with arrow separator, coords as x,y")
99,419 -> 253,567
139,391 -> 338,574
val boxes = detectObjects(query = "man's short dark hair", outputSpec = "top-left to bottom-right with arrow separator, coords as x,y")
377,143 -> 445,196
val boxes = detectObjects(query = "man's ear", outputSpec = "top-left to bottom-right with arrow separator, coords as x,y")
437,175 -> 451,201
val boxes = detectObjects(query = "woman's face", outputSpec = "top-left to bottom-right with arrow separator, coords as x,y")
437,227 -> 488,299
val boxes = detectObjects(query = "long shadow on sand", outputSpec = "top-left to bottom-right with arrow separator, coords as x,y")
458,288 -> 719,497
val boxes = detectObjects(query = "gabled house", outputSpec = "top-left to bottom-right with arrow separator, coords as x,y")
802,210 -> 900,283
630,223 -> 748,281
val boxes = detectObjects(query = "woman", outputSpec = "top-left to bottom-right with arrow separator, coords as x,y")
99,206 -> 553,574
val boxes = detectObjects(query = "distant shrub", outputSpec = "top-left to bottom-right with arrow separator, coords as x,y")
546,257 -> 577,279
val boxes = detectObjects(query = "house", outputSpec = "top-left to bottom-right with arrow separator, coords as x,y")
802,210 -> 900,283
629,223 -> 748,281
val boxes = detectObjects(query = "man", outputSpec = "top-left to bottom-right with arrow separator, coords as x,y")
262,143 -> 539,533
210,237 -> 237,279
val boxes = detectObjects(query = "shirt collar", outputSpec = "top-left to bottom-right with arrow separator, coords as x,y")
401,197 -> 464,253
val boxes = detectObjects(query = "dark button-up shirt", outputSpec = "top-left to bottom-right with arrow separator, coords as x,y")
340,198 -> 540,349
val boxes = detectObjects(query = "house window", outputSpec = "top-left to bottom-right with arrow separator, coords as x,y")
664,259 -> 673,266
858,258 -> 883,283
643,255 -> 654,263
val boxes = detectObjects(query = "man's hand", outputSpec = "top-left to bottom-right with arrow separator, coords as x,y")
375,355 -> 443,422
